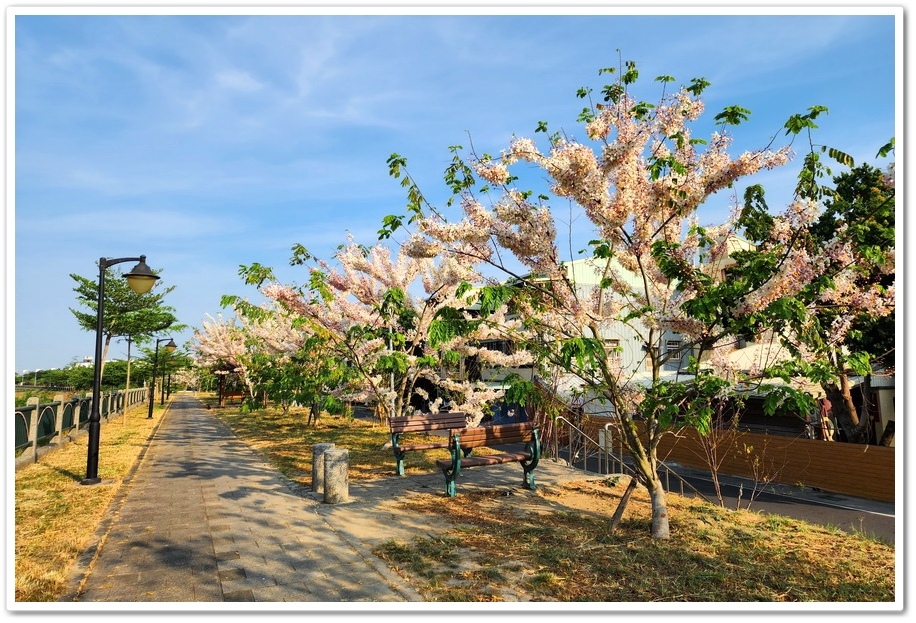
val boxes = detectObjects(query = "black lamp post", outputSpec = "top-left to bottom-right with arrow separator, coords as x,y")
148,337 -> 177,419
81,255 -> 159,486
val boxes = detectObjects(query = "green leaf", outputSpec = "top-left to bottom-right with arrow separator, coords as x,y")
428,307 -> 476,348
823,146 -> 854,167
477,285 -> 517,316
876,138 -> 895,158
685,77 -> 710,96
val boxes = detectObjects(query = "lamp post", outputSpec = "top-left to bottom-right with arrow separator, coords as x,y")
147,337 -> 177,419
82,255 -> 160,485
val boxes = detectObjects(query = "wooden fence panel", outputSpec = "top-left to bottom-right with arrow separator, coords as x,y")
590,418 -> 895,503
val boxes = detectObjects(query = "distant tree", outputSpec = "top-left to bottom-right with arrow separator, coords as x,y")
70,266 -> 184,382
191,312 -> 252,394
137,346 -> 193,400
65,364 -> 94,391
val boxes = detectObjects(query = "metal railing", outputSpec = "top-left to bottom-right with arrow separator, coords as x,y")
14,387 -> 148,470
548,415 -> 713,504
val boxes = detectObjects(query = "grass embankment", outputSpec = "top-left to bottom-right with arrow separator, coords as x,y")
15,398 -> 896,603
14,402 -> 165,602
214,403 -> 896,603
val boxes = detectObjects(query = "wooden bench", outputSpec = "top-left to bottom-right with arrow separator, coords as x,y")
389,411 -> 469,476
435,422 -> 540,497
220,391 -> 246,405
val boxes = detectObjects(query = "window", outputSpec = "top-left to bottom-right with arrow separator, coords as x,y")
666,340 -> 682,361
604,339 -> 621,363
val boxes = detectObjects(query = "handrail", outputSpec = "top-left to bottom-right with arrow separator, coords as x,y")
14,387 -> 149,470
551,415 -> 634,478
550,415 -> 714,505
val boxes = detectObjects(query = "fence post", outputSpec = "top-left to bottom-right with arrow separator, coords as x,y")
53,394 -> 66,442
26,397 -> 40,464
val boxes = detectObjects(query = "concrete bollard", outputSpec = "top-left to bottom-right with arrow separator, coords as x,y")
323,448 -> 350,504
312,443 -> 336,493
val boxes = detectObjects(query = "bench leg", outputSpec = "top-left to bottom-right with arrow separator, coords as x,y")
441,467 -> 459,496
523,466 -> 536,491
393,451 -> 406,476
441,459 -> 460,497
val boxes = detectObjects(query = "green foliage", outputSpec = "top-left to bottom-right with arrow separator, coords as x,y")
642,375 -> 737,434
237,262 -> 276,286
429,306 -> 477,348
503,375 -> 537,407
558,336 -> 604,371
476,284 -> 518,316
760,385 -> 817,419
714,105 -> 752,126
70,268 -> 181,340
379,288 -> 419,332
685,76 -> 711,97
876,137 -> 894,158
736,185 -> 775,242
69,265 -> 183,386
377,351 -> 410,375
783,105 -> 828,135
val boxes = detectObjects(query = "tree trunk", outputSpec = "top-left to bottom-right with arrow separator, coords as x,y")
823,375 -> 870,444
878,420 -> 895,446
609,477 -> 638,533
308,401 -> 321,427
618,418 -> 671,539
647,478 -> 671,539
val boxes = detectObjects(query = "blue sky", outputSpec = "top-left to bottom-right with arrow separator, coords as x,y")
8,5 -> 900,374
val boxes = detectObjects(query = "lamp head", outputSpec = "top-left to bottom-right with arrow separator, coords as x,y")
124,255 -> 159,294
164,339 -> 178,353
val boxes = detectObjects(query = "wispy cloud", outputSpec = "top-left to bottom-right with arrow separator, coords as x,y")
11,10 -> 898,371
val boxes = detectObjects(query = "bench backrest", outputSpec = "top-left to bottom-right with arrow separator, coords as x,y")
452,422 -> 536,450
389,411 -> 468,434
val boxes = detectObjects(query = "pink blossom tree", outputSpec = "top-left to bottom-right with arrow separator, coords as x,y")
382,61 -> 888,539
191,312 -> 249,382
248,239 -> 530,424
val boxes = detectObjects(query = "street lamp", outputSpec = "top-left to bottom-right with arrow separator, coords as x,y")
148,337 -> 177,419
82,255 -> 160,485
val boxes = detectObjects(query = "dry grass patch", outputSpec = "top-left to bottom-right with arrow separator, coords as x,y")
212,404 -> 502,485
374,477 -> 895,602
14,403 -> 163,602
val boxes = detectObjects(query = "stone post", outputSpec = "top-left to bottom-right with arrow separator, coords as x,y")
26,397 -> 40,464
54,394 -> 67,442
311,443 -> 336,493
323,448 -> 350,504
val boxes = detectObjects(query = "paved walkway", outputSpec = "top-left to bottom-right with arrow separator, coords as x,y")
58,394 -> 594,605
